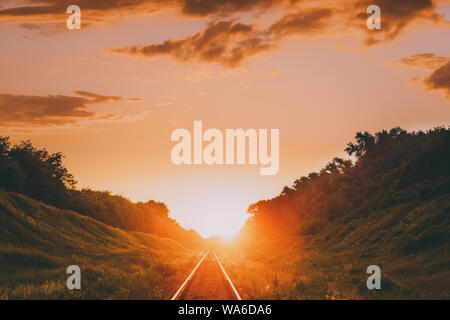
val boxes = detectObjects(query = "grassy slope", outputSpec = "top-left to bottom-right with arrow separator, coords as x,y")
0,190 -> 201,299
220,195 -> 449,299
219,129 -> 450,300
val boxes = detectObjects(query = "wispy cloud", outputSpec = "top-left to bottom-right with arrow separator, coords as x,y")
396,53 -> 450,100
356,0 -> 443,45
396,53 -> 450,71
1,0 -> 447,67
268,8 -> 334,38
110,21 -> 276,68
109,8 -> 334,67
424,61 -> 450,99
108,1 -> 447,67
0,91 -> 142,127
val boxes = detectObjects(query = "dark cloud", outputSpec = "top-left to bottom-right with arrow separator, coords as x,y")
1,0 -> 446,66
397,53 -> 450,100
424,61 -> 450,99
0,0 -> 444,29
111,21 -> 275,68
0,91 -> 141,127
0,0 -> 164,27
110,8 -> 339,67
0,0 -> 287,19
356,0 -> 443,45
0,0 -> 152,16
110,0 -> 446,67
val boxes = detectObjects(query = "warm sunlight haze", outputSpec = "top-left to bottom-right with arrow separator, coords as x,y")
0,0 -> 449,302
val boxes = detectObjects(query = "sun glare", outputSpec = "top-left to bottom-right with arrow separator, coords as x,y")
167,191 -> 250,239
189,207 -> 247,239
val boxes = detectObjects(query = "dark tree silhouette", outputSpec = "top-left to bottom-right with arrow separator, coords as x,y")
241,127 -> 450,252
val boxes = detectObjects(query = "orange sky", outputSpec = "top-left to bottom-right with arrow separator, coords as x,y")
0,0 -> 449,237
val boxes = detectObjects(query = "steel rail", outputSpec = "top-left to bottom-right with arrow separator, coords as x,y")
170,251 -> 209,300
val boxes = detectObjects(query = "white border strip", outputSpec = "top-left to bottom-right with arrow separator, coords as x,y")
170,251 -> 209,300
214,253 -> 242,300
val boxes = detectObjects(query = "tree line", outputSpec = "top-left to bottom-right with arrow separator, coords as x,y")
241,127 -> 450,253
0,137 -> 202,247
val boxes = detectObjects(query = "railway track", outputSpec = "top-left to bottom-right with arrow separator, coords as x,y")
170,251 -> 242,300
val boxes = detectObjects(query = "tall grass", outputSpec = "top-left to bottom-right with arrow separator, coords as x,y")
218,197 -> 449,300
0,190 -> 201,299
219,244 -> 449,300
